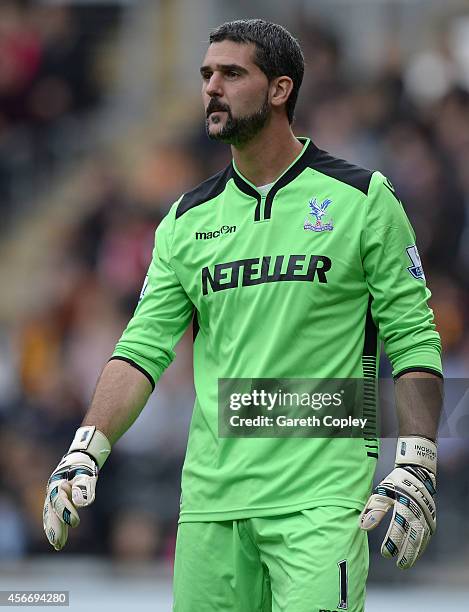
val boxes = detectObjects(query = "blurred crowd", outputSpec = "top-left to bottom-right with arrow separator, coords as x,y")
1,7 -> 469,572
0,0 -> 121,227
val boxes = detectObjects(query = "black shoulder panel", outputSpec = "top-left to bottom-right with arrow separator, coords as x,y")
176,164 -> 234,219
309,148 -> 373,196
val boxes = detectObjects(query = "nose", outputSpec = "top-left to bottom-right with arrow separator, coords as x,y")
205,72 -> 223,98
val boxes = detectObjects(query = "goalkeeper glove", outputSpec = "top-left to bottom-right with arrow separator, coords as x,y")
359,436 -> 436,569
43,426 -> 111,551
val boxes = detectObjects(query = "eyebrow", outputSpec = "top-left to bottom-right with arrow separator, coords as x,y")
199,63 -> 248,75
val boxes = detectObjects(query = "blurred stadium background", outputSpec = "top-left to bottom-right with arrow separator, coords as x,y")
0,0 -> 468,610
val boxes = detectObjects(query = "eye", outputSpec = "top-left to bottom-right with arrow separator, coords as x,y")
225,70 -> 239,79
201,71 -> 212,81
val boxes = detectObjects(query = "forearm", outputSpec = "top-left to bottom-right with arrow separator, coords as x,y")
361,370 -> 440,568
395,372 -> 443,442
82,359 -> 153,445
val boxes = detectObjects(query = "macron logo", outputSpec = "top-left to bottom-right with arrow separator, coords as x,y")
196,225 -> 236,240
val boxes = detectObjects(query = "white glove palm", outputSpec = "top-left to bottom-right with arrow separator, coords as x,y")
43,426 -> 111,551
43,452 -> 98,551
359,437 -> 437,569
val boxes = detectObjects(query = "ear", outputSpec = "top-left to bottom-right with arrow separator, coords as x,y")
270,76 -> 294,111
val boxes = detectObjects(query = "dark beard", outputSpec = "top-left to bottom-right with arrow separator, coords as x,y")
206,92 -> 271,146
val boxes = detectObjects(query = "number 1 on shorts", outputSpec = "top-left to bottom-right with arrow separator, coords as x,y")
337,559 -> 348,609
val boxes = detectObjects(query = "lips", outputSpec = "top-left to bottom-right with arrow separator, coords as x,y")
206,102 -> 229,118
208,110 -> 227,120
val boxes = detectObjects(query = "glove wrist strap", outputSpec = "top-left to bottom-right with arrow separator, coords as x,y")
395,436 -> 437,474
68,426 -> 111,469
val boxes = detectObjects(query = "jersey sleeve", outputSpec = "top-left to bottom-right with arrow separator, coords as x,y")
362,171 -> 442,378
111,202 -> 194,389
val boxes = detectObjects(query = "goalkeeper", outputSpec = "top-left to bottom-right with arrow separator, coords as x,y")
43,18 -> 443,612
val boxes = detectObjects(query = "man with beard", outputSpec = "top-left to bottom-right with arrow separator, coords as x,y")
43,19 -> 442,612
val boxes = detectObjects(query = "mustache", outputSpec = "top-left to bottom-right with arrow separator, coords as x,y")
206,99 -> 231,117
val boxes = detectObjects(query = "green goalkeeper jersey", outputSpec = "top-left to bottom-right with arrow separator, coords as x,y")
111,138 -> 442,521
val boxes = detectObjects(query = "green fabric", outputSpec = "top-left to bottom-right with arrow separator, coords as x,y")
112,138 -> 442,521
173,507 -> 368,612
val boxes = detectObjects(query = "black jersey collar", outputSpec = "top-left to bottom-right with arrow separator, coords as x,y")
231,138 -> 319,220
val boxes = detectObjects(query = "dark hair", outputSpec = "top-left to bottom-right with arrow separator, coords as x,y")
209,19 -> 304,124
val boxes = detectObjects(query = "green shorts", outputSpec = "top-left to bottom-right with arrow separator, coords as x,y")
173,506 -> 369,612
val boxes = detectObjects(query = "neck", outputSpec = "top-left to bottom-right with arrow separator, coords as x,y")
231,119 -> 304,187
